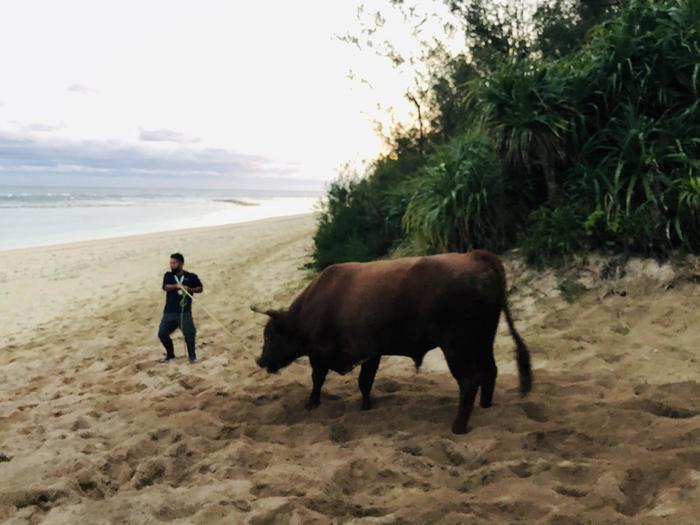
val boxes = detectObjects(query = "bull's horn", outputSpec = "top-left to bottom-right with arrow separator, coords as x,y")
250,304 -> 287,320
250,304 -> 266,314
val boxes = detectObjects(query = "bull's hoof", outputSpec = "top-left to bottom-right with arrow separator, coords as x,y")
360,399 -> 372,411
480,400 -> 493,409
451,421 -> 469,435
305,398 -> 320,410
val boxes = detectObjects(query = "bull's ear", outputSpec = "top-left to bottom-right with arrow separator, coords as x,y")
265,309 -> 284,319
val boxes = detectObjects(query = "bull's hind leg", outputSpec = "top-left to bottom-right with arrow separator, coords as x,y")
479,351 -> 497,408
306,365 -> 328,410
442,348 -> 479,434
478,309 -> 500,408
358,355 -> 381,410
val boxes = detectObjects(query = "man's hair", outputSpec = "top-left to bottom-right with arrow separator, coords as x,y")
170,252 -> 185,264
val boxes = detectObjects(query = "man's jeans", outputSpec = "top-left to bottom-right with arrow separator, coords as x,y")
158,311 -> 197,360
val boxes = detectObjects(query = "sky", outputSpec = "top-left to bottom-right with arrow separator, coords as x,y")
0,1 -> 458,191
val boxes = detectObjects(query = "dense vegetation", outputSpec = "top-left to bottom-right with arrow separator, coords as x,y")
313,0 -> 700,269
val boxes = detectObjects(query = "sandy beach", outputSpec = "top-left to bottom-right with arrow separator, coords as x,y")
1,214 -> 699,524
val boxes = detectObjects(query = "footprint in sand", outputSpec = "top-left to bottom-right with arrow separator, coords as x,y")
519,401 -> 548,423
132,459 -> 166,489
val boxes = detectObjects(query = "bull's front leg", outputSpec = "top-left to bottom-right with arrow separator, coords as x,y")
306,365 -> 328,410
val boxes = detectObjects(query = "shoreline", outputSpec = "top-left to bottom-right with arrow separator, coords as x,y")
0,212 -> 315,255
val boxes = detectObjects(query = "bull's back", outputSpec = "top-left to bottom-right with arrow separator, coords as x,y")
295,251 -> 505,346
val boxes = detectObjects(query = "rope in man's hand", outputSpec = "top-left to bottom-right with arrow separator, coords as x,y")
177,285 -> 257,359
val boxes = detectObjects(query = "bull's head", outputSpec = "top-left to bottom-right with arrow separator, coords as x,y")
250,305 -> 306,373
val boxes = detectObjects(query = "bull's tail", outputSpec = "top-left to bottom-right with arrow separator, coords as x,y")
503,298 -> 532,395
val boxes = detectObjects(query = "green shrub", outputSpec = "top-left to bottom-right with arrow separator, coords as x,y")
313,0 -> 700,269
522,206 -> 586,267
402,133 -> 507,253
312,177 -> 390,270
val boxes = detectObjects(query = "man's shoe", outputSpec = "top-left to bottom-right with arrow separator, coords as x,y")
159,355 -> 175,363
189,357 -> 198,364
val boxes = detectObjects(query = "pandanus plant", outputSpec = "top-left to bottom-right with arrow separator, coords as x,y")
472,61 -> 582,206
402,132 -> 503,253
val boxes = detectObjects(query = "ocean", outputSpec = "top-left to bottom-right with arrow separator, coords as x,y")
0,186 -> 321,250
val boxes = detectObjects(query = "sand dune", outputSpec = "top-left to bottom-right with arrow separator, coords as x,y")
1,214 -> 699,524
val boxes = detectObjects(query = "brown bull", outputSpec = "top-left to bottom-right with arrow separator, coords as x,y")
252,250 -> 532,434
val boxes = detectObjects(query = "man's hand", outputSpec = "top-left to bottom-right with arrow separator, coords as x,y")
162,282 -> 201,294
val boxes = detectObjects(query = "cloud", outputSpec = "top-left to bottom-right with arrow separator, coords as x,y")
67,83 -> 97,95
139,128 -> 199,144
20,122 -> 63,133
0,131 -> 315,189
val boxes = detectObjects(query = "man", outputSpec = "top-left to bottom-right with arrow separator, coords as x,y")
158,252 -> 203,363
